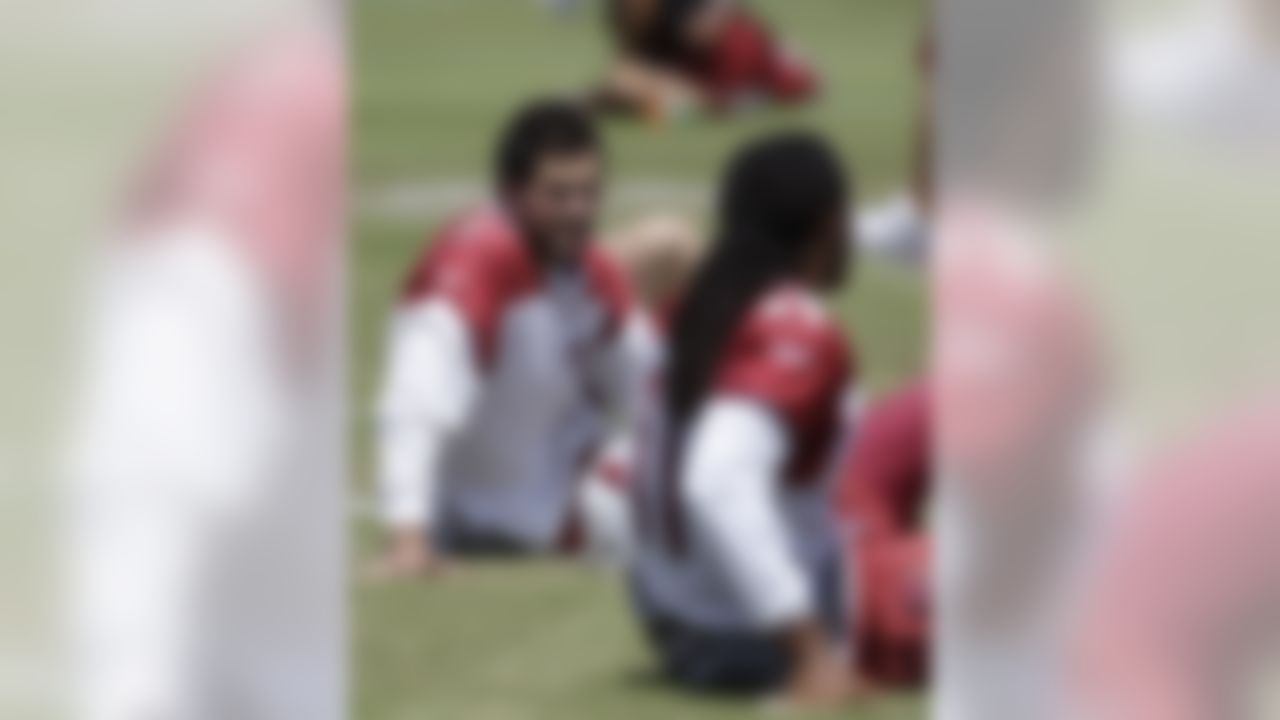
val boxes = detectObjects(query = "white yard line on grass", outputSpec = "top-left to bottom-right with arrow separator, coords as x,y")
358,178 -> 711,225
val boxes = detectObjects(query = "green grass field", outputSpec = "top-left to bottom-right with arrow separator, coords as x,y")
353,1 -> 926,717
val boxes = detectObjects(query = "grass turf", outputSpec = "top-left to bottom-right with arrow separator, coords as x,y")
353,1 -> 926,717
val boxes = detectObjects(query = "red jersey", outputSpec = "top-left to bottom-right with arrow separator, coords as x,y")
838,381 -> 932,537
837,381 -> 932,686
715,282 -> 855,484
632,282 -> 856,630
695,10 -> 819,109
401,206 -> 630,368
387,206 -> 634,548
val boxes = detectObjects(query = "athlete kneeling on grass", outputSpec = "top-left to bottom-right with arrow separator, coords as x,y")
630,133 -> 860,706
373,99 -> 647,577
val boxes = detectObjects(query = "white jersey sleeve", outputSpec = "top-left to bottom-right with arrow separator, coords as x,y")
375,298 -> 481,529
682,397 -> 814,629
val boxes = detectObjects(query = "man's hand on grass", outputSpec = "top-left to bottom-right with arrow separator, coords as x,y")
367,528 -> 448,581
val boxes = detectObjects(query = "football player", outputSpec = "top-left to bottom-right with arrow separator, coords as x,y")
593,0 -> 819,122
373,99 -> 642,576
630,133 -> 859,707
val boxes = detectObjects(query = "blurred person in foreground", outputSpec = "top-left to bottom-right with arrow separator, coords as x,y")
1068,2 -> 1280,716
1070,398 -> 1280,720
933,1 -> 1110,715
66,15 -> 345,720
629,132 -> 859,707
592,0 -> 820,123
373,99 -> 645,577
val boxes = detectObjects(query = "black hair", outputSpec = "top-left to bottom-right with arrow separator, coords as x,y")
607,0 -> 706,65
666,131 -> 849,427
495,97 -> 602,189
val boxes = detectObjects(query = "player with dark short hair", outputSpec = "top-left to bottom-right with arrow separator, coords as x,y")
373,97 -> 643,577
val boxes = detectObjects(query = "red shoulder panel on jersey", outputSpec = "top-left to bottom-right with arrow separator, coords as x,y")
400,207 -> 542,367
715,284 -> 855,479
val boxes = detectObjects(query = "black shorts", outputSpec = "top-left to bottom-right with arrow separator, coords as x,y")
630,581 -> 792,694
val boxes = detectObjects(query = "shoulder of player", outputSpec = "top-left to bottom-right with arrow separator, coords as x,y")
402,206 -> 538,303
746,283 -> 847,351
725,283 -> 855,384
714,284 -> 855,428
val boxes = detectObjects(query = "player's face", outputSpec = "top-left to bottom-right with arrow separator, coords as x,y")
510,151 -> 604,265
